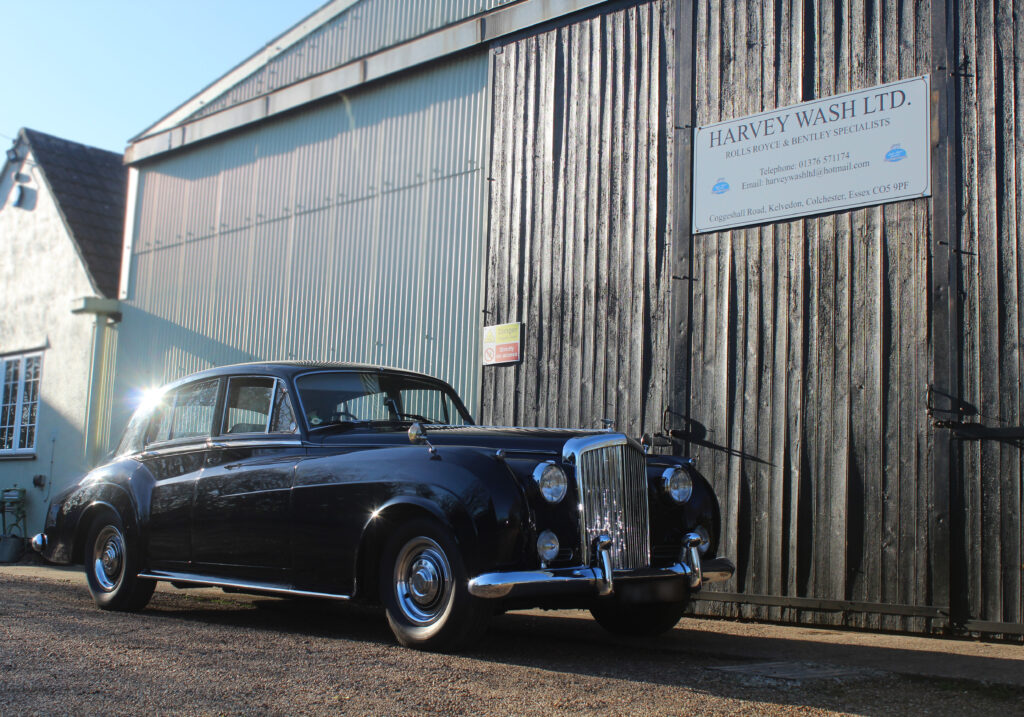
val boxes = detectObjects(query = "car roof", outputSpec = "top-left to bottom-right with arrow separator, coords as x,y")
163,361 -> 447,390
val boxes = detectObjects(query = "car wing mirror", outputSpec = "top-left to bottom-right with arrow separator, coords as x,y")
408,422 -> 439,459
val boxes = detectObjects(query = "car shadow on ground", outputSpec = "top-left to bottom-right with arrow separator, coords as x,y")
142,590 -> 1024,713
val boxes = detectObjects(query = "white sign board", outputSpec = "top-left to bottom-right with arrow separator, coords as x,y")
482,322 -> 522,365
692,75 -> 931,233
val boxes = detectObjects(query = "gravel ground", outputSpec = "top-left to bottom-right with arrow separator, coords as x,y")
2,570 -> 1023,716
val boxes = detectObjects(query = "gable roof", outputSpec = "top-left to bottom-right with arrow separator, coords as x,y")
20,128 -> 127,298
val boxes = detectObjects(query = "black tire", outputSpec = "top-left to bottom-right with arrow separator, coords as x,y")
84,511 -> 155,611
379,517 -> 489,651
589,600 -> 687,637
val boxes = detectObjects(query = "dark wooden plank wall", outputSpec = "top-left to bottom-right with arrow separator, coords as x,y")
683,0 -> 938,630
957,0 -> 1024,628
481,1 -> 673,438
481,0 -> 1024,633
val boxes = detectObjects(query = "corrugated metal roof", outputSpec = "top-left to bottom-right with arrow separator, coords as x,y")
186,0 -> 518,124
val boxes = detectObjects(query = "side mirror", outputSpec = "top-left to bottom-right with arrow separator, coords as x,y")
408,422 -> 439,459
408,422 -> 427,445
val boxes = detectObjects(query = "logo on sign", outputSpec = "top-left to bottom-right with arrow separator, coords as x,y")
711,178 -> 730,194
884,144 -> 907,162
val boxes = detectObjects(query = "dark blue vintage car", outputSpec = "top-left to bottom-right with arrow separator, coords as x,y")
33,362 -> 733,651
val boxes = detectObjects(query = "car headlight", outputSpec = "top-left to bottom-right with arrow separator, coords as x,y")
662,466 -> 693,504
533,461 -> 568,504
537,530 -> 559,562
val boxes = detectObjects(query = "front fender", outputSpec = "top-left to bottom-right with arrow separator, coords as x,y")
293,444 -> 531,594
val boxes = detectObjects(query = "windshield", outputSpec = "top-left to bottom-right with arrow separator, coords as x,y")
294,371 -> 472,430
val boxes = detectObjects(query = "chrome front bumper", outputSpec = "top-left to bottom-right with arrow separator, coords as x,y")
468,532 -> 735,600
30,533 -> 47,553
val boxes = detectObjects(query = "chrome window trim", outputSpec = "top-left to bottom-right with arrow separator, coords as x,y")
266,379 -> 279,433
217,374 -> 279,437
144,376 -> 222,446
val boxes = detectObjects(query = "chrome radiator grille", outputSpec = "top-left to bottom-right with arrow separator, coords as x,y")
575,440 -> 651,570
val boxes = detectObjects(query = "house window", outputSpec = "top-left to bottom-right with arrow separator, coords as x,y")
0,352 -> 42,455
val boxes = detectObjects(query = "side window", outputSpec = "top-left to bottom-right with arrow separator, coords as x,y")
222,377 -> 274,435
147,379 -> 220,444
270,381 -> 298,434
117,403 -> 154,456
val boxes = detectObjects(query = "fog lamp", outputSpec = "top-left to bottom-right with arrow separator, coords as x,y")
537,530 -> 559,562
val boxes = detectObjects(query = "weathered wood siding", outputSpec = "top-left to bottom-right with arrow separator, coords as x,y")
681,0 -> 939,629
481,0 -> 1023,633
957,0 -> 1024,629
481,1 -> 673,437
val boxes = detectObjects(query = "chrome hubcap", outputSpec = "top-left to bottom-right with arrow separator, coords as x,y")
394,537 -> 452,626
92,526 -> 125,592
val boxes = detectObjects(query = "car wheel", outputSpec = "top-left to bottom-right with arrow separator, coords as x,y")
84,511 -> 155,611
379,518 -> 489,651
589,600 -> 687,637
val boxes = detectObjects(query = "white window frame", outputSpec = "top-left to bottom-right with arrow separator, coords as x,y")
0,351 -> 43,456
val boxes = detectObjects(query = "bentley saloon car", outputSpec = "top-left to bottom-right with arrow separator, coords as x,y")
33,362 -> 733,651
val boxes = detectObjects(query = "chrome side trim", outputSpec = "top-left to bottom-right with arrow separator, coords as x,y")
136,438 -> 304,459
207,438 -> 304,449
137,570 -> 351,601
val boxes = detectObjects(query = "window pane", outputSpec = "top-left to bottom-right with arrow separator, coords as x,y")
118,403 -> 155,456
1,359 -> 20,450
148,379 -> 219,443
223,378 -> 273,434
294,371 -> 470,428
270,382 -> 298,434
18,356 -> 41,450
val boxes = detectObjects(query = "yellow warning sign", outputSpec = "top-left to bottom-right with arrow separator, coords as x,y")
482,322 -> 521,365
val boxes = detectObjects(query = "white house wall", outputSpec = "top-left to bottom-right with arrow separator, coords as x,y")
0,151 -> 102,535
113,52 -> 489,436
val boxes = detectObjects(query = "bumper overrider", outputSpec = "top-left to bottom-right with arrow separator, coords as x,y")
468,532 -> 734,600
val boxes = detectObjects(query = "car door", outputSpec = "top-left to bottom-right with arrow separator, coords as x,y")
144,378 -> 222,569
191,376 -> 303,581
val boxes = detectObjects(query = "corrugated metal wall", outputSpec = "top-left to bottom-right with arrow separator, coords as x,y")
113,53 -> 489,436
189,0 -> 520,122
481,1 -> 672,436
957,0 -> 1024,629
681,0 -> 939,630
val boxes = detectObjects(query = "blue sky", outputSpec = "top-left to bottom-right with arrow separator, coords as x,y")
0,1 -> 326,153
